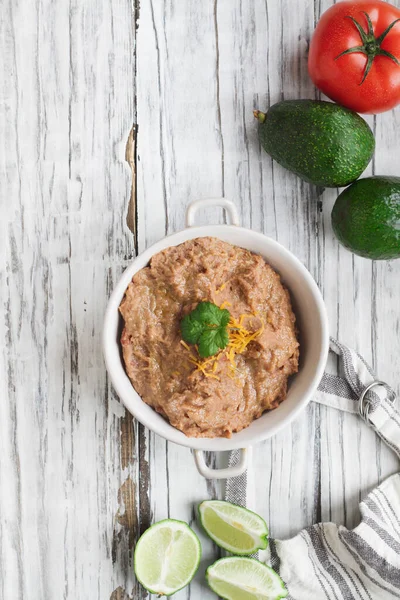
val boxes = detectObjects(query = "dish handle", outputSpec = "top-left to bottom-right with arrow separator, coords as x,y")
186,198 -> 240,227
193,447 -> 251,479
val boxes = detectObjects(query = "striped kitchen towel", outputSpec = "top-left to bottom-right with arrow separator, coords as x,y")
226,338 -> 400,599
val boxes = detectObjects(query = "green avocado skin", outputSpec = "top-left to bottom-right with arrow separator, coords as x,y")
332,177 -> 400,260
257,100 -> 375,187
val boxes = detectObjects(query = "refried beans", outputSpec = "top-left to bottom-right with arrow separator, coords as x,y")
119,237 -> 299,438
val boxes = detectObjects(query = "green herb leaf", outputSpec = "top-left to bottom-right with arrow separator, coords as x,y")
180,314 -> 204,344
180,301 -> 231,358
198,327 -> 230,358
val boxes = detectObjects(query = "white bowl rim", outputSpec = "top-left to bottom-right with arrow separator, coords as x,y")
103,222 -> 329,452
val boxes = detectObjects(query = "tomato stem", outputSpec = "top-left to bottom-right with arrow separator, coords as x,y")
335,12 -> 400,84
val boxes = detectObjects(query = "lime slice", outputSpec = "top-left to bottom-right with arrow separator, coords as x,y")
207,557 -> 288,600
134,519 -> 201,596
199,500 -> 268,555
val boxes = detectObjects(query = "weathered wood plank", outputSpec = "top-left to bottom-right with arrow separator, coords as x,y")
1,0 -> 138,598
135,2 -> 237,597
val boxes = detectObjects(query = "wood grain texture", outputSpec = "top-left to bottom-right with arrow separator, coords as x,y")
1,0 -> 400,598
0,0 -> 138,597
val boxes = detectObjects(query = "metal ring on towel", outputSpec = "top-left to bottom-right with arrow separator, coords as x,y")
359,380 -> 387,422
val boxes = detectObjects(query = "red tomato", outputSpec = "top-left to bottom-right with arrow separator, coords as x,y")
308,0 -> 400,114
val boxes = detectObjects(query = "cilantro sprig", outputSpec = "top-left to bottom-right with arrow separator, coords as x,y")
180,302 -> 231,358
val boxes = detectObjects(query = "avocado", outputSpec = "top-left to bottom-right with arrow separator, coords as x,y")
255,100 -> 375,187
332,177 -> 400,260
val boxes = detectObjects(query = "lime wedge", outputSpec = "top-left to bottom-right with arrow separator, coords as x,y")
134,519 -> 201,596
199,500 -> 268,555
207,557 -> 288,600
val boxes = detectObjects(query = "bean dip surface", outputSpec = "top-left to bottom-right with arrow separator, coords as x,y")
119,237 -> 299,438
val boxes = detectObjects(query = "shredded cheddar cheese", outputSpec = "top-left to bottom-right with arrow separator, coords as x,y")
215,282 -> 228,293
187,355 -> 221,380
180,340 -> 193,354
219,300 -> 232,310
180,308 -> 264,381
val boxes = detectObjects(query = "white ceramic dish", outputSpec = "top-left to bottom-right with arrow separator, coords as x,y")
103,198 -> 329,479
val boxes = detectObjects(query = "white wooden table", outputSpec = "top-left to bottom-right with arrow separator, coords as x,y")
1,1 -> 399,598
